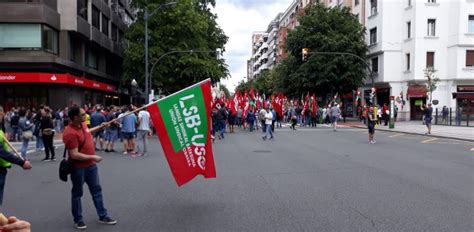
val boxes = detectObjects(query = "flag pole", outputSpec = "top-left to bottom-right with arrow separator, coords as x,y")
100,79 -> 211,128
0,132 -> 24,161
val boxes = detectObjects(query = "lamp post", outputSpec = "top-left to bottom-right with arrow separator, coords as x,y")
131,79 -> 138,104
144,2 -> 177,104
302,49 -> 376,106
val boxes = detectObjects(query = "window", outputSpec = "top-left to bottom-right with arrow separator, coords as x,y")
118,30 -> 124,43
469,15 -> 474,33
426,52 -> 435,68
69,36 -> 76,61
92,6 -> 100,29
0,24 -> 41,48
406,53 -> 411,71
77,0 -> 88,20
42,25 -> 58,54
370,27 -> 377,45
370,0 -> 377,15
407,21 -> 411,38
466,50 -> 474,67
408,0 -> 411,6
102,15 -> 109,36
85,46 -> 98,69
427,19 -> 436,36
355,0 -> 359,6
372,57 -> 379,73
111,24 -> 118,42
427,0 -> 436,3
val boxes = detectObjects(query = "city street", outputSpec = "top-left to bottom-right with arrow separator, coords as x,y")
2,126 -> 473,231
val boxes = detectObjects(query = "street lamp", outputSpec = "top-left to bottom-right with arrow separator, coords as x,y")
131,79 -> 138,104
144,1 -> 177,104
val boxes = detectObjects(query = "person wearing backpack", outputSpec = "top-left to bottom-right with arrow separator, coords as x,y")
18,109 -> 33,160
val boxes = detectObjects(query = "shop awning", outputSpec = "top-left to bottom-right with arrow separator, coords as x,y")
452,92 -> 474,99
0,72 -> 117,92
407,85 -> 427,98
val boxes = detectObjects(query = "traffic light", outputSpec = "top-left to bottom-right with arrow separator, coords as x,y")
302,48 -> 310,61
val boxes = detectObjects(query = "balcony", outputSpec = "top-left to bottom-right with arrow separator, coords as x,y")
0,2 -> 60,29
77,16 -> 91,39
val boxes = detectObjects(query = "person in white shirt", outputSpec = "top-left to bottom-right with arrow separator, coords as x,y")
136,108 -> 151,156
262,107 -> 274,140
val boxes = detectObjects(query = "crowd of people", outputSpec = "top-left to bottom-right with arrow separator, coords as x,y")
0,103 -> 153,161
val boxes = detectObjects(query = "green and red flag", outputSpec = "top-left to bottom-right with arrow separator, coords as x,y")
147,79 -> 216,186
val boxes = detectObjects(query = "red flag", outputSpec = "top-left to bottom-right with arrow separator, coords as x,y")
147,79 -> 216,186
311,94 -> 318,117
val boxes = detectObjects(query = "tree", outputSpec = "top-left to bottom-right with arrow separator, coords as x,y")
124,0 -> 229,94
274,3 -> 368,99
424,67 -> 440,103
219,83 -> 230,98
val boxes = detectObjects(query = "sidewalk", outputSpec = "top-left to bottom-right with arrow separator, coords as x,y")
340,119 -> 474,142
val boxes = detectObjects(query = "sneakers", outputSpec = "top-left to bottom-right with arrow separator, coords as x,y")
41,158 -> 50,162
50,158 -> 56,161
74,222 -> 87,230
98,216 -> 117,225
370,140 -> 376,144
262,136 -> 267,141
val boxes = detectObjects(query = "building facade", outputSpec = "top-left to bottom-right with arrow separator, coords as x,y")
352,0 -> 474,120
0,0 -> 134,110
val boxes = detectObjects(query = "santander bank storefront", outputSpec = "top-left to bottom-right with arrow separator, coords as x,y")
0,72 -> 119,110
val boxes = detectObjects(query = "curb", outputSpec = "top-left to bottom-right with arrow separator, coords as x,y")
350,125 -> 474,142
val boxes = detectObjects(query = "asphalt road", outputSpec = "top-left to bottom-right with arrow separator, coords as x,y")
2,125 -> 473,231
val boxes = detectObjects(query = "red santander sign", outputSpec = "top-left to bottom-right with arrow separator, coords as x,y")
0,72 -> 117,92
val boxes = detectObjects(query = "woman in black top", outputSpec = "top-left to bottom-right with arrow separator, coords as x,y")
40,108 -> 55,161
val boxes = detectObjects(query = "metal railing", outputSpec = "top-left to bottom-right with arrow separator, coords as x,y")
432,107 -> 472,127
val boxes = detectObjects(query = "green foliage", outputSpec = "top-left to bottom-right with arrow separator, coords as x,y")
235,70 -> 273,95
219,83 -> 230,98
272,3 -> 368,98
124,0 -> 229,94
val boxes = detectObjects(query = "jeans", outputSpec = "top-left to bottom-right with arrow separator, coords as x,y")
248,121 -> 254,131
71,165 -> 108,223
136,130 -> 148,154
219,120 -> 226,138
54,119 -> 62,133
35,135 -> 44,150
11,126 -> 19,142
263,124 -> 273,139
20,138 -> 30,158
0,170 -> 6,206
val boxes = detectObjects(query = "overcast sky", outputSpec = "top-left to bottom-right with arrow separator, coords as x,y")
213,0 -> 293,92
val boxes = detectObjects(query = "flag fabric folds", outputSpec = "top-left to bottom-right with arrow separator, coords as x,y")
147,79 -> 216,186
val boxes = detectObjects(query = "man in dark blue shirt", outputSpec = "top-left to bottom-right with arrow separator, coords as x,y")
90,107 -> 107,150
421,103 -> 433,135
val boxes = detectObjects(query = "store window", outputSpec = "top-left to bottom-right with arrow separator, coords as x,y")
42,25 -> 58,54
0,24 -> 41,48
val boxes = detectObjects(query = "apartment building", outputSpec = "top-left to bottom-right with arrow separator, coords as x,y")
0,0 -> 134,110
352,0 -> 474,120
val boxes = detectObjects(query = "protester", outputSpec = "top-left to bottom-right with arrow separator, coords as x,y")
136,107 -> 151,156
246,109 -> 256,132
262,107 -> 274,140
33,106 -> 44,152
0,107 -> 5,133
368,106 -> 377,144
329,103 -> 341,132
18,109 -> 33,160
421,103 -> 433,135
216,104 -> 227,139
120,105 -> 137,156
104,106 -> 119,153
90,107 -> 107,151
40,108 -> 56,161
62,106 -> 116,230
0,130 -> 32,206
441,105 -> 448,125
10,109 -> 20,142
